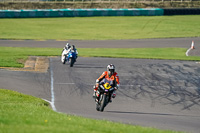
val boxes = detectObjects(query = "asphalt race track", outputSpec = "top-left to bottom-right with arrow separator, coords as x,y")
0,38 -> 200,133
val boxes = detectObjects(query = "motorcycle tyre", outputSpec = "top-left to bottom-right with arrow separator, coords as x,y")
100,94 -> 107,112
63,59 -> 66,64
96,102 -> 100,111
69,58 -> 75,67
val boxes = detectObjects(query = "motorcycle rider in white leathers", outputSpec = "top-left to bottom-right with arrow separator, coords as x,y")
61,43 -> 78,63
61,43 -> 71,63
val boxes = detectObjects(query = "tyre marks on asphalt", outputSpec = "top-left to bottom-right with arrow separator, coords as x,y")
118,61 -> 200,112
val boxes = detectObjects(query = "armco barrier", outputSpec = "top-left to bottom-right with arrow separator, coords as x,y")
164,8 -> 200,15
0,8 -> 164,18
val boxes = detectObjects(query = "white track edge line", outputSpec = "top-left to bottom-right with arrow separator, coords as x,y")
186,48 -> 191,56
50,58 -> 57,111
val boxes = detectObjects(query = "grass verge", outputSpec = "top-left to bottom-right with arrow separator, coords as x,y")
0,89 -> 182,133
0,47 -> 200,67
79,48 -> 200,60
0,15 -> 200,40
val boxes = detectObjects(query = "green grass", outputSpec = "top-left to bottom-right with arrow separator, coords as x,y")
0,47 -> 60,67
0,89 -> 182,133
0,47 -> 199,68
79,48 -> 200,60
0,15 -> 200,40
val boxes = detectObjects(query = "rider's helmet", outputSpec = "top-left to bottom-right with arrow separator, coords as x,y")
71,45 -> 75,50
65,43 -> 71,49
107,64 -> 115,76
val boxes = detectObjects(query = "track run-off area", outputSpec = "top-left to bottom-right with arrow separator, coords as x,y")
0,38 -> 200,133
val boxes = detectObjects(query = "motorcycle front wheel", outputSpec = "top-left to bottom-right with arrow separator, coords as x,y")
69,58 -> 75,67
100,94 -> 107,112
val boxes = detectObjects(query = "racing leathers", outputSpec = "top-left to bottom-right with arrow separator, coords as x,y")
61,47 -> 78,63
94,71 -> 120,101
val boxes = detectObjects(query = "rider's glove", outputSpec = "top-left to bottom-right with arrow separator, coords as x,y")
115,84 -> 119,90
96,79 -> 99,83
95,79 -> 99,88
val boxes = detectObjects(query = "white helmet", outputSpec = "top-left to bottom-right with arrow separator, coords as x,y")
107,64 -> 115,76
65,43 -> 71,49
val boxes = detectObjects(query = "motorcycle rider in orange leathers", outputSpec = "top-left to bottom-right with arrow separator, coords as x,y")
93,64 -> 120,102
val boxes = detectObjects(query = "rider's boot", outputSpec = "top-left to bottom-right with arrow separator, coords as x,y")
93,86 -> 98,99
112,93 -> 116,98
75,57 -> 77,62
93,91 -> 96,99
109,98 -> 112,103
111,91 -> 116,98
110,91 -> 116,103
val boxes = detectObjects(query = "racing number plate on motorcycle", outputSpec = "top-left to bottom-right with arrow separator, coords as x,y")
103,83 -> 111,90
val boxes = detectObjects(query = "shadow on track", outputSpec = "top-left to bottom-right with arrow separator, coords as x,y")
73,64 -> 104,69
118,63 -> 200,111
106,111 -> 200,117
